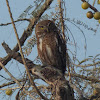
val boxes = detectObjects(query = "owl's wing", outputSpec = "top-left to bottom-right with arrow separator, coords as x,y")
54,33 -> 66,73
44,32 -> 66,74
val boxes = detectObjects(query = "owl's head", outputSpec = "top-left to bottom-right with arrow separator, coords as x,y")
35,20 -> 57,35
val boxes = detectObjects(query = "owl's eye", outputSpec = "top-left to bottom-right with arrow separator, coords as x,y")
39,26 -> 44,29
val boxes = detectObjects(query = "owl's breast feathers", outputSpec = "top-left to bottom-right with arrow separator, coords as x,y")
37,32 -> 66,74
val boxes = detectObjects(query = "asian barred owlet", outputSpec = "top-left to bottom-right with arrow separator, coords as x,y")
35,20 -> 66,74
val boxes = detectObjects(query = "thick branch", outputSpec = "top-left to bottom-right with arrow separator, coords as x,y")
30,65 -> 74,100
2,40 -> 46,100
0,0 -> 53,70
6,0 -> 37,98
13,0 -> 54,52
3,42 -> 100,84
2,42 -> 35,69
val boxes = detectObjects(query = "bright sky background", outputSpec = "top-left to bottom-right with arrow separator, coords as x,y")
0,0 -> 100,99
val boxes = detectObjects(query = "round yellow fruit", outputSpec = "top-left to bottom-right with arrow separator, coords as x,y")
97,0 -> 100,4
81,2 -> 89,9
86,11 -> 93,19
5,89 -> 12,95
94,12 -> 100,20
98,19 -> 100,23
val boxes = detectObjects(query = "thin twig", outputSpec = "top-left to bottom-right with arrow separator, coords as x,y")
58,0 -> 65,40
0,0 -> 54,71
65,73 -> 100,83
0,63 -> 37,99
93,0 -> 96,6
6,0 -> 48,99
0,62 -> 21,86
0,85 -> 33,91
72,61 -> 100,67
58,0 -> 71,81
81,0 -> 98,12
6,0 -> 32,84
0,79 -> 26,88
0,18 -> 30,26
0,63 -> 35,97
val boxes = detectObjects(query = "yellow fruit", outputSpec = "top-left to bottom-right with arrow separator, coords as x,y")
5,89 -> 12,95
98,19 -> 100,23
81,2 -> 89,9
97,0 -> 100,4
94,12 -> 100,20
86,11 -> 93,19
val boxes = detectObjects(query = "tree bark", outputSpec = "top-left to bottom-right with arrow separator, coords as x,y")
30,65 -> 74,100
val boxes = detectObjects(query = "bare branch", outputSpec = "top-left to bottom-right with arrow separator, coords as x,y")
30,65 -> 74,100
2,42 -> 34,69
0,0 -> 54,71
6,0 -> 47,99
58,0 -> 65,40
66,73 -> 100,83
72,61 -> 100,67
0,51 -> 37,99
81,0 -> 98,12
0,78 -> 26,88
0,62 -> 21,86
0,18 -> 30,26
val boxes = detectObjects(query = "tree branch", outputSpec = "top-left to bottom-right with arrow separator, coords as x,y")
30,65 -> 74,100
2,42 -> 35,69
66,73 -> 100,83
2,42 -> 100,85
0,0 -> 53,71
81,0 -> 98,12
5,0 -> 49,99
0,78 -> 26,88
0,62 -> 21,86
58,0 -> 65,40
72,61 -> 100,67
0,18 -> 30,26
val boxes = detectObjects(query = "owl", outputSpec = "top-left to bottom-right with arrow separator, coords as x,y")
35,20 -> 66,74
